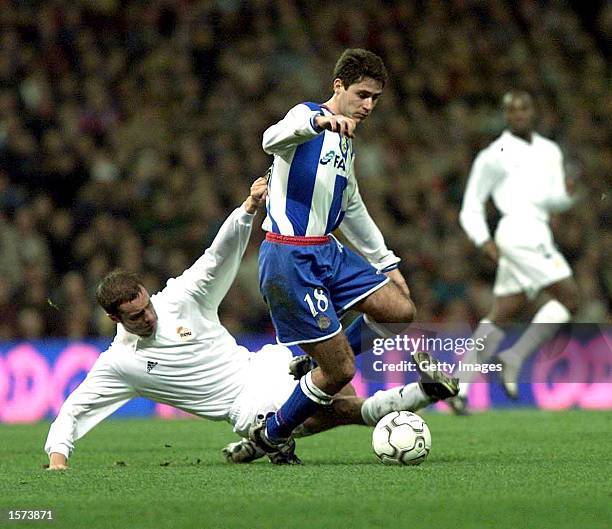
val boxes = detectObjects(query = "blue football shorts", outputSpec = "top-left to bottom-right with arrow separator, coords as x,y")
259,233 -> 390,345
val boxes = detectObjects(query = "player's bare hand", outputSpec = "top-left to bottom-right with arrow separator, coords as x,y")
315,115 -> 356,138
385,268 -> 411,299
47,452 -> 68,471
244,176 -> 268,214
481,240 -> 499,264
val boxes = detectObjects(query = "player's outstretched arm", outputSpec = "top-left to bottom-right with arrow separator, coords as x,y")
459,150 -> 500,247
44,357 -> 135,470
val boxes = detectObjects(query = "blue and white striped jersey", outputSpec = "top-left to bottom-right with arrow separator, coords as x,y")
262,102 -> 400,271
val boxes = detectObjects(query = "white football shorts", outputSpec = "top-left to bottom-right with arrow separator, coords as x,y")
228,344 -> 298,437
493,216 -> 572,299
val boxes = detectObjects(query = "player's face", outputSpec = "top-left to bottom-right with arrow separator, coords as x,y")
336,77 -> 383,123
114,286 -> 158,337
505,95 -> 535,136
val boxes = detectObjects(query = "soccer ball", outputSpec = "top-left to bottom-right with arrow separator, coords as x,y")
372,411 -> 431,466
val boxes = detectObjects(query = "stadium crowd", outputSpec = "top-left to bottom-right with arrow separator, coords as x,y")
0,0 -> 609,339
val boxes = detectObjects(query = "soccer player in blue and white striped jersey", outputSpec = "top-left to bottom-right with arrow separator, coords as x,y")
249,49 -> 454,462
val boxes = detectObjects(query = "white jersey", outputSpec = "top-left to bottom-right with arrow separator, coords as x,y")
262,102 -> 399,271
460,130 -> 574,247
460,130 -> 574,296
45,206 -> 260,458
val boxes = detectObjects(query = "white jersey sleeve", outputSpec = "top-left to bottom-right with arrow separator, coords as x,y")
339,175 -> 400,271
44,354 -> 135,458
262,103 -> 324,154
460,149 -> 504,247
541,145 -> 574,212
171,205 -> 255,311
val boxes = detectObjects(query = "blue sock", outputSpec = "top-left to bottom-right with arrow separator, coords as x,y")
345,315 -> 381,356
266,373 -> 331,441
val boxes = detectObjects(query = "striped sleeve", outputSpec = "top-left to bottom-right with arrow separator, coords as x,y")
262,103 -> 324,154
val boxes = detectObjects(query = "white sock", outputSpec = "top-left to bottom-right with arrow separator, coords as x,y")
300,371 -> 333,405
458,319 -> 505,398
360,383 -> 430,426
500,299 -> 571,365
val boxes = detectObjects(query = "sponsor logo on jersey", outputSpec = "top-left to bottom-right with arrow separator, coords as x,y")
319,149 -> 347,171
319,150 -> 335,165
176,326 -> 192,340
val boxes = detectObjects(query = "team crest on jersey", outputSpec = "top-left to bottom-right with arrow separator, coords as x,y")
176,326 -> 192,340
339,136 -> 350,155
316,315 -> 331,330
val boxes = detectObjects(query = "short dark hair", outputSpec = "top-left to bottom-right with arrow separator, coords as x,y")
96,269 -> 143,315
332,48 -> 388,89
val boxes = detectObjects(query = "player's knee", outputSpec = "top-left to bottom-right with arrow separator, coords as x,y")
404,298 -> 417,323
558,286 -> 580,315
549,283 -> 580,316
560,297 -> 578,316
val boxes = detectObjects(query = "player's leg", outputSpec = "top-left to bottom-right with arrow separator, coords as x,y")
256,332 -> 353,446
253,240 -> 344,459
225,349 -> 458,462
288,312 -> 397,378
298,353 -> 458,436
294,384 -> 361,436
448,241 -> 538,412
343,314 -> 390,356
448,292 -> 528,414
299,385 -> 428,435
345,276 -> 463,402
542,276 -> 579,315
293,350 -> 458,436
225,380 -> 434,461
493,240 -> 576,398
225,384 -> 357,462
497,277 -> 578,398
335,251 -> 456,402
353,280 -> 416,327
330,244 -> 415,354
225,377 -> 434,462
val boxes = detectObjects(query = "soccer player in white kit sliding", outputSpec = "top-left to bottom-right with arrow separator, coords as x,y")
45,178 -> 457,469
448,91 -> 579,413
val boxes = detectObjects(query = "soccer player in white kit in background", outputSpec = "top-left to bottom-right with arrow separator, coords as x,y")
448,91 -> 580,413
45,177 -> 457,469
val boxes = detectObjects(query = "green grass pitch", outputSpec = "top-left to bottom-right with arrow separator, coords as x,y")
1,410 -> 610,529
